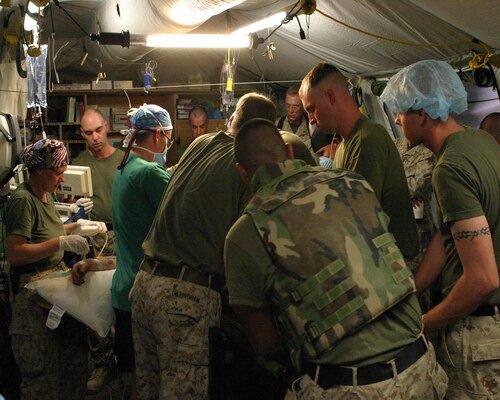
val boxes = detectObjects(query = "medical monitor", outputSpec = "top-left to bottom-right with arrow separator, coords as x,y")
57,165 -> 93,197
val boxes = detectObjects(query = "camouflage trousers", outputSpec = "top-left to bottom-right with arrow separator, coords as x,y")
10,273 -> 88,400
91,230 -> 116,257
88,230 -> 116,368
285,342 -> 448,400
131,270 -> 222,400
437,314 -> 500,399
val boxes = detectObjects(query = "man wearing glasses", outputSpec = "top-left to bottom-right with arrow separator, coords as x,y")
276,86 -> 311,144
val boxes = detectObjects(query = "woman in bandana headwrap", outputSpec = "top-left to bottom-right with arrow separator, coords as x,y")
5,139 -> 91,399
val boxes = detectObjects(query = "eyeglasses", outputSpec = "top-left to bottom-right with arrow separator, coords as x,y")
286,103 -> 302,111
144,128 -> 175,149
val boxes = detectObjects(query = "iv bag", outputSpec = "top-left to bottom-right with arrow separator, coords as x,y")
26,44 -> 48,108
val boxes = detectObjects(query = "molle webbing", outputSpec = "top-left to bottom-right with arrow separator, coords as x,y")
247,167 -> 416,360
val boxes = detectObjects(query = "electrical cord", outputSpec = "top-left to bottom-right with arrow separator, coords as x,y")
51,0 -> 92,39
295,15 -> 306,40
315,8 -> 472,48
468,40 -> 493,69
262,0 -> 302,43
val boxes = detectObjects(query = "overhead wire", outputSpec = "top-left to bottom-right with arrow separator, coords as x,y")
468,41 -> 493,69
51,0 -> 92,39
261,0 -> 302,43
315,8 -> 472,48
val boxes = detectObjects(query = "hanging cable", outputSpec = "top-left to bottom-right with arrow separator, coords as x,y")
316,8 -> 472,48
261,0 -> 302,43
51,0 -> 92,38
468,40 -> 493,69
295,16 -> 306,40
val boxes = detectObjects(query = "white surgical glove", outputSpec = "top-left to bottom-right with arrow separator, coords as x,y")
59,235 -> 90,255
75,197 -> 94,214
72,219 -> 107,237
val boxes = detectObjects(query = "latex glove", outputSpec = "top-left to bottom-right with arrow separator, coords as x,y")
72,219 -> 107,237
75,197 -> 94,214
59,235 -> 90,255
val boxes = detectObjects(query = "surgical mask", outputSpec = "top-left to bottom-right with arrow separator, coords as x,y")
319,156 -> 333,169
135,143 -> 168,165
153,152 -> 167,167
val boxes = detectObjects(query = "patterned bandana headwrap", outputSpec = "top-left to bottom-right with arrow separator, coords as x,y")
21,138 -> 68,170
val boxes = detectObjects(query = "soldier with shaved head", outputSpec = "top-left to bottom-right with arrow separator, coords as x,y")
300,63 -> 419,262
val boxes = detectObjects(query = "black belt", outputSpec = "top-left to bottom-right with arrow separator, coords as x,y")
304,336 -> 427,387
470,304 -> 499,317
140,256 -> 224,294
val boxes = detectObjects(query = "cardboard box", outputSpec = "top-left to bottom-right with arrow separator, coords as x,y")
54,83 -> 91,91
113,80 -> 133,89
87,105 -> 111,123
111,108 -> 129,131
91,80 -> 113,90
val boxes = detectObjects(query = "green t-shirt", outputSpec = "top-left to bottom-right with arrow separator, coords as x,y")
6,182 -> 65,271
433,127 -> 500,304
142,131 -> 250,276
72,149 -> 123,223
224,162 -> 422,367
111,153 -> 170,311
334,116 -> 419,259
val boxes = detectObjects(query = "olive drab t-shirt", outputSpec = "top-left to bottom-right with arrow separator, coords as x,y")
334,116 -> 419,259
72,149 -> 123,224
6,182 -> 65,271
433,127 -> 500,304
142,131 -> 250,276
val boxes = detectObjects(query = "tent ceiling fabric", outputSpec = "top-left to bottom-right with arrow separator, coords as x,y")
7,0 -> 499,85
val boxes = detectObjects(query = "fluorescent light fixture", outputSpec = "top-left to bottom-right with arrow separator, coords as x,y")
145,34 -> 252,49
231,12 -> 286,35
92,31 -> 261,49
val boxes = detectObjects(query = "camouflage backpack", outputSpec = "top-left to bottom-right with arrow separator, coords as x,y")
245,164 -> 416,368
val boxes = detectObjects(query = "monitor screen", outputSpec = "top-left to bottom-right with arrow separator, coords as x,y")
57,165 -> 93,197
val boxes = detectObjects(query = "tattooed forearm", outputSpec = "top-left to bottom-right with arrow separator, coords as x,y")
453,227 -> 491,241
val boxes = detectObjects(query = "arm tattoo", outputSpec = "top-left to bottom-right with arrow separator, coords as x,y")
453,227 -> 491,241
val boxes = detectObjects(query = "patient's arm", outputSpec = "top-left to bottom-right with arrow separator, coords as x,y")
71,256 -> 116,285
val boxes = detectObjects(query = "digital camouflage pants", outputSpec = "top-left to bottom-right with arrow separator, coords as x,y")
438,314 -> 500,399
285,342 -> 448,400
92,230 -> 116,257
89,230 -> 116,370
10,273 -> 88,400
131,270 -> 221,400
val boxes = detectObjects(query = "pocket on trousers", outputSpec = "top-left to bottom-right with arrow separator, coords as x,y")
471,339 -> 500,363
11,333 -> 46,377
167,294 -> 208,360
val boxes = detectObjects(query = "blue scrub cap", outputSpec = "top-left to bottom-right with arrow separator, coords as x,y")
380,60 -> 468,121
129,104 -> 173,131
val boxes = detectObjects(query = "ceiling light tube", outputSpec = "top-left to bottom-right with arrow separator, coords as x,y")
230,11 -> 286,35
91,31 -> 260,50
144,34 -> 252,49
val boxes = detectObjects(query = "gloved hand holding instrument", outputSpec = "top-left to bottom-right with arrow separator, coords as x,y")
75,197 -> 94,214
72,219 -> 107,237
